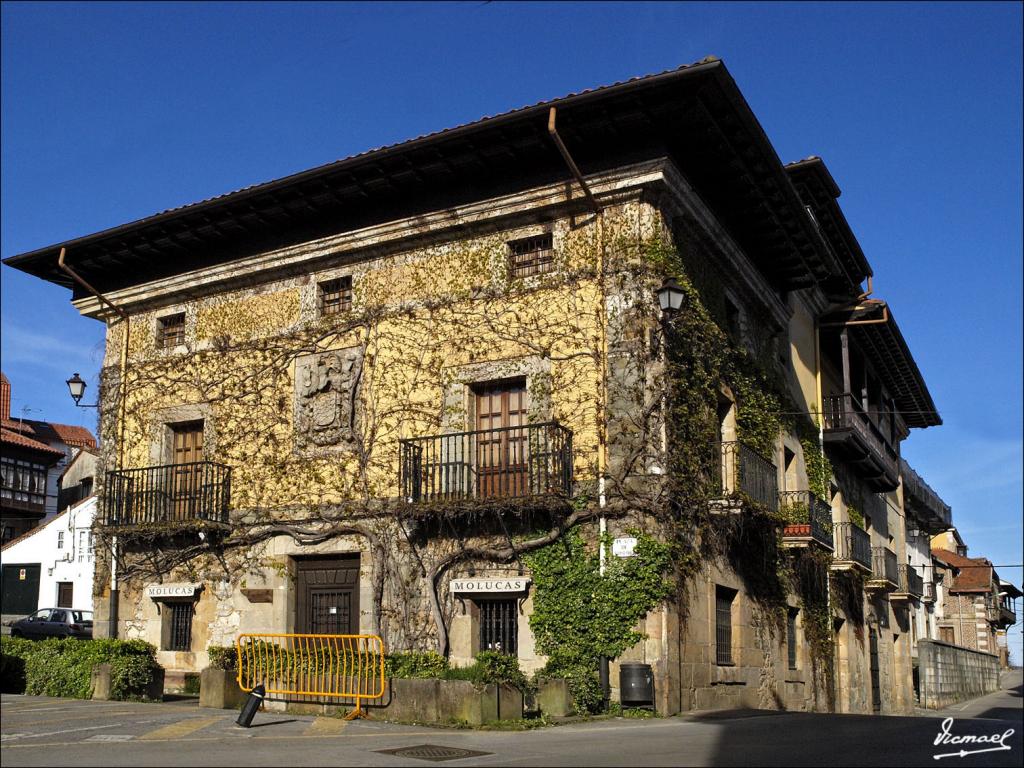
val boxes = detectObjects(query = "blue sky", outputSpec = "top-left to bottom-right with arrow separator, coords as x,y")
2,3 -> 1021,656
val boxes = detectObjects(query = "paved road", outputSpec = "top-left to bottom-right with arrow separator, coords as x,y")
2,672 -> 1020,766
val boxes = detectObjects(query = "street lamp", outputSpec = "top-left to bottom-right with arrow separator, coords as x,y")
66,373 -> 98,408
656,277 -> 685,314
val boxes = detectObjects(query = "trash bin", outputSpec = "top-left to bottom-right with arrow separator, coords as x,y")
619,662 -> 654,708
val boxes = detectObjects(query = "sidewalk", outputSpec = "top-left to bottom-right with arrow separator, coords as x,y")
921,668 -> 1024,722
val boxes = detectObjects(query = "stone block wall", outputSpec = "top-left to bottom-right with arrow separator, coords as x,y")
918,639 -> 1000,709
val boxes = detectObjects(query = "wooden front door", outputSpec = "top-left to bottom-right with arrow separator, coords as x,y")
475,381 -> 528,498
296,556 -> 360,635
57,582 -> 73,608
171,422 -> 204,520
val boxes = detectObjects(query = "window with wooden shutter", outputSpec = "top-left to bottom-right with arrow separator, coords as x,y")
474,379 -> 528,498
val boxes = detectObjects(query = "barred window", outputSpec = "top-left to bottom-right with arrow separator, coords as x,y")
158,313 -> 186,349
715,586 -> 735,666
478,599 -> 518,655
508,234 -> 554,278
166,602 -> 194,651
787,609 -> 799,669
319,276 -> 353,316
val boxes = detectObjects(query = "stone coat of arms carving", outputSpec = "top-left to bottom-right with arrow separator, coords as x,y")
294,348 -> 362,449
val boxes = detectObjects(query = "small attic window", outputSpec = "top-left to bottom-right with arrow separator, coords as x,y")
319,276 -> 353,316
508,233 -> 554,278
158,313 -> 186,349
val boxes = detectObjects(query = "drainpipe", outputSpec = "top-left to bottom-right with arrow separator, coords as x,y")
548,108 -> 610,706
57,247 -> 128,640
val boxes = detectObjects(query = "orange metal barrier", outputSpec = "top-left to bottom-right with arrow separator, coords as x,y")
235,633 -> 385,719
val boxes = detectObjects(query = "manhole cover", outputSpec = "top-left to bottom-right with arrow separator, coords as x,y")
377,744 -> 492,762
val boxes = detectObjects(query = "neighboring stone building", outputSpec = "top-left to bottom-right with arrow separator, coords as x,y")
5,58 -> 948,715
0,372 -> 97,543
931,546 -> 1019,660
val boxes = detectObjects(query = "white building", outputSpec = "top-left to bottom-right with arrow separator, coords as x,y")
0,495 -> 97,621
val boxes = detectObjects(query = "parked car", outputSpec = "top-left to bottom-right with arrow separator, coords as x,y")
8,608 -> 93,639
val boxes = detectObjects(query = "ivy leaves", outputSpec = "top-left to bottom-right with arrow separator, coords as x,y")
524,527 -> 672,712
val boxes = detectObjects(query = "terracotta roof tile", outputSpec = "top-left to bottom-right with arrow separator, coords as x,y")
0,427 -> 66,457
19,419 -> 96,449
932,547 -> 993,592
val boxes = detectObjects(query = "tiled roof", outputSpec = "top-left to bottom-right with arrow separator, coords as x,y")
0,427 -> 66,457
21,419 -> 97,449
133,59 -> 724,224
932,547 -> 994,593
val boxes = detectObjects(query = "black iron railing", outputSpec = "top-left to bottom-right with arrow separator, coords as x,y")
898,564 -> 924,598
717,441 -> 778,513
399,421 -> 572,503
870,546 -> 899,586
833,521 -> 872,570
778,490 -> 834,549
104,461 -> 231,526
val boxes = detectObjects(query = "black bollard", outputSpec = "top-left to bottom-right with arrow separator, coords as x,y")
236,684 -> 265,728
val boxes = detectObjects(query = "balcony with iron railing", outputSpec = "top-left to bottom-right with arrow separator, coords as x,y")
399,421 -> 573,507
867,546 -> 899,590
892,564 -> 924,601
710,441 -> 778,515
103,461 -> 232,528
831,521 -> 872,572
778,490 -> 834,550
822,393 -> 900,491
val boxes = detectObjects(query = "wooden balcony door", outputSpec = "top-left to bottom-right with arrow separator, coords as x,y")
475,381 -> 528,499
171,422 -> 204,520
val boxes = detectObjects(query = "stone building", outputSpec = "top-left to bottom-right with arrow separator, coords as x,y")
1,372 -> 97,543
5,58 -> 947,715
931,545 -> 1019,659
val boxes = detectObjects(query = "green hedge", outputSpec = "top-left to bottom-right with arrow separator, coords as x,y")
385,650 -> 531,693
206,645 -> 238,671
0,637 -> 162,700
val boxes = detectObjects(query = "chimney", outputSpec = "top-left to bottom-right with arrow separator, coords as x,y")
0,371 -> 10,421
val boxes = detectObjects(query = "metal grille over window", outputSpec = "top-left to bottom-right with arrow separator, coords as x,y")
787,609 -> 798,669
320,276 -> 353,315
479,599 -> 518,655
168,602 -> 194,651
158,313 -> 185,348
508,234 -> 554,278
715,587 -> 734,665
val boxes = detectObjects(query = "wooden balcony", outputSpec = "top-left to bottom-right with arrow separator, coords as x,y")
921,578 -> 936,604
866,546 -> 899,591
399,421 -> 573,508
892,564 -> 924,602
822,393 -> 899,491
778,490 -> 834,550
831,522 -> 871,573
710,441 -> 778,515
988,598 -> 1016,629
900,460 -> 951,532
103,461 -> 232,528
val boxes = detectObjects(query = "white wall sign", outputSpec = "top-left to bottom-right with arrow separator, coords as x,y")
146,583 -> 202,600
612,537 -> 638,558
450,577 -> 530,594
